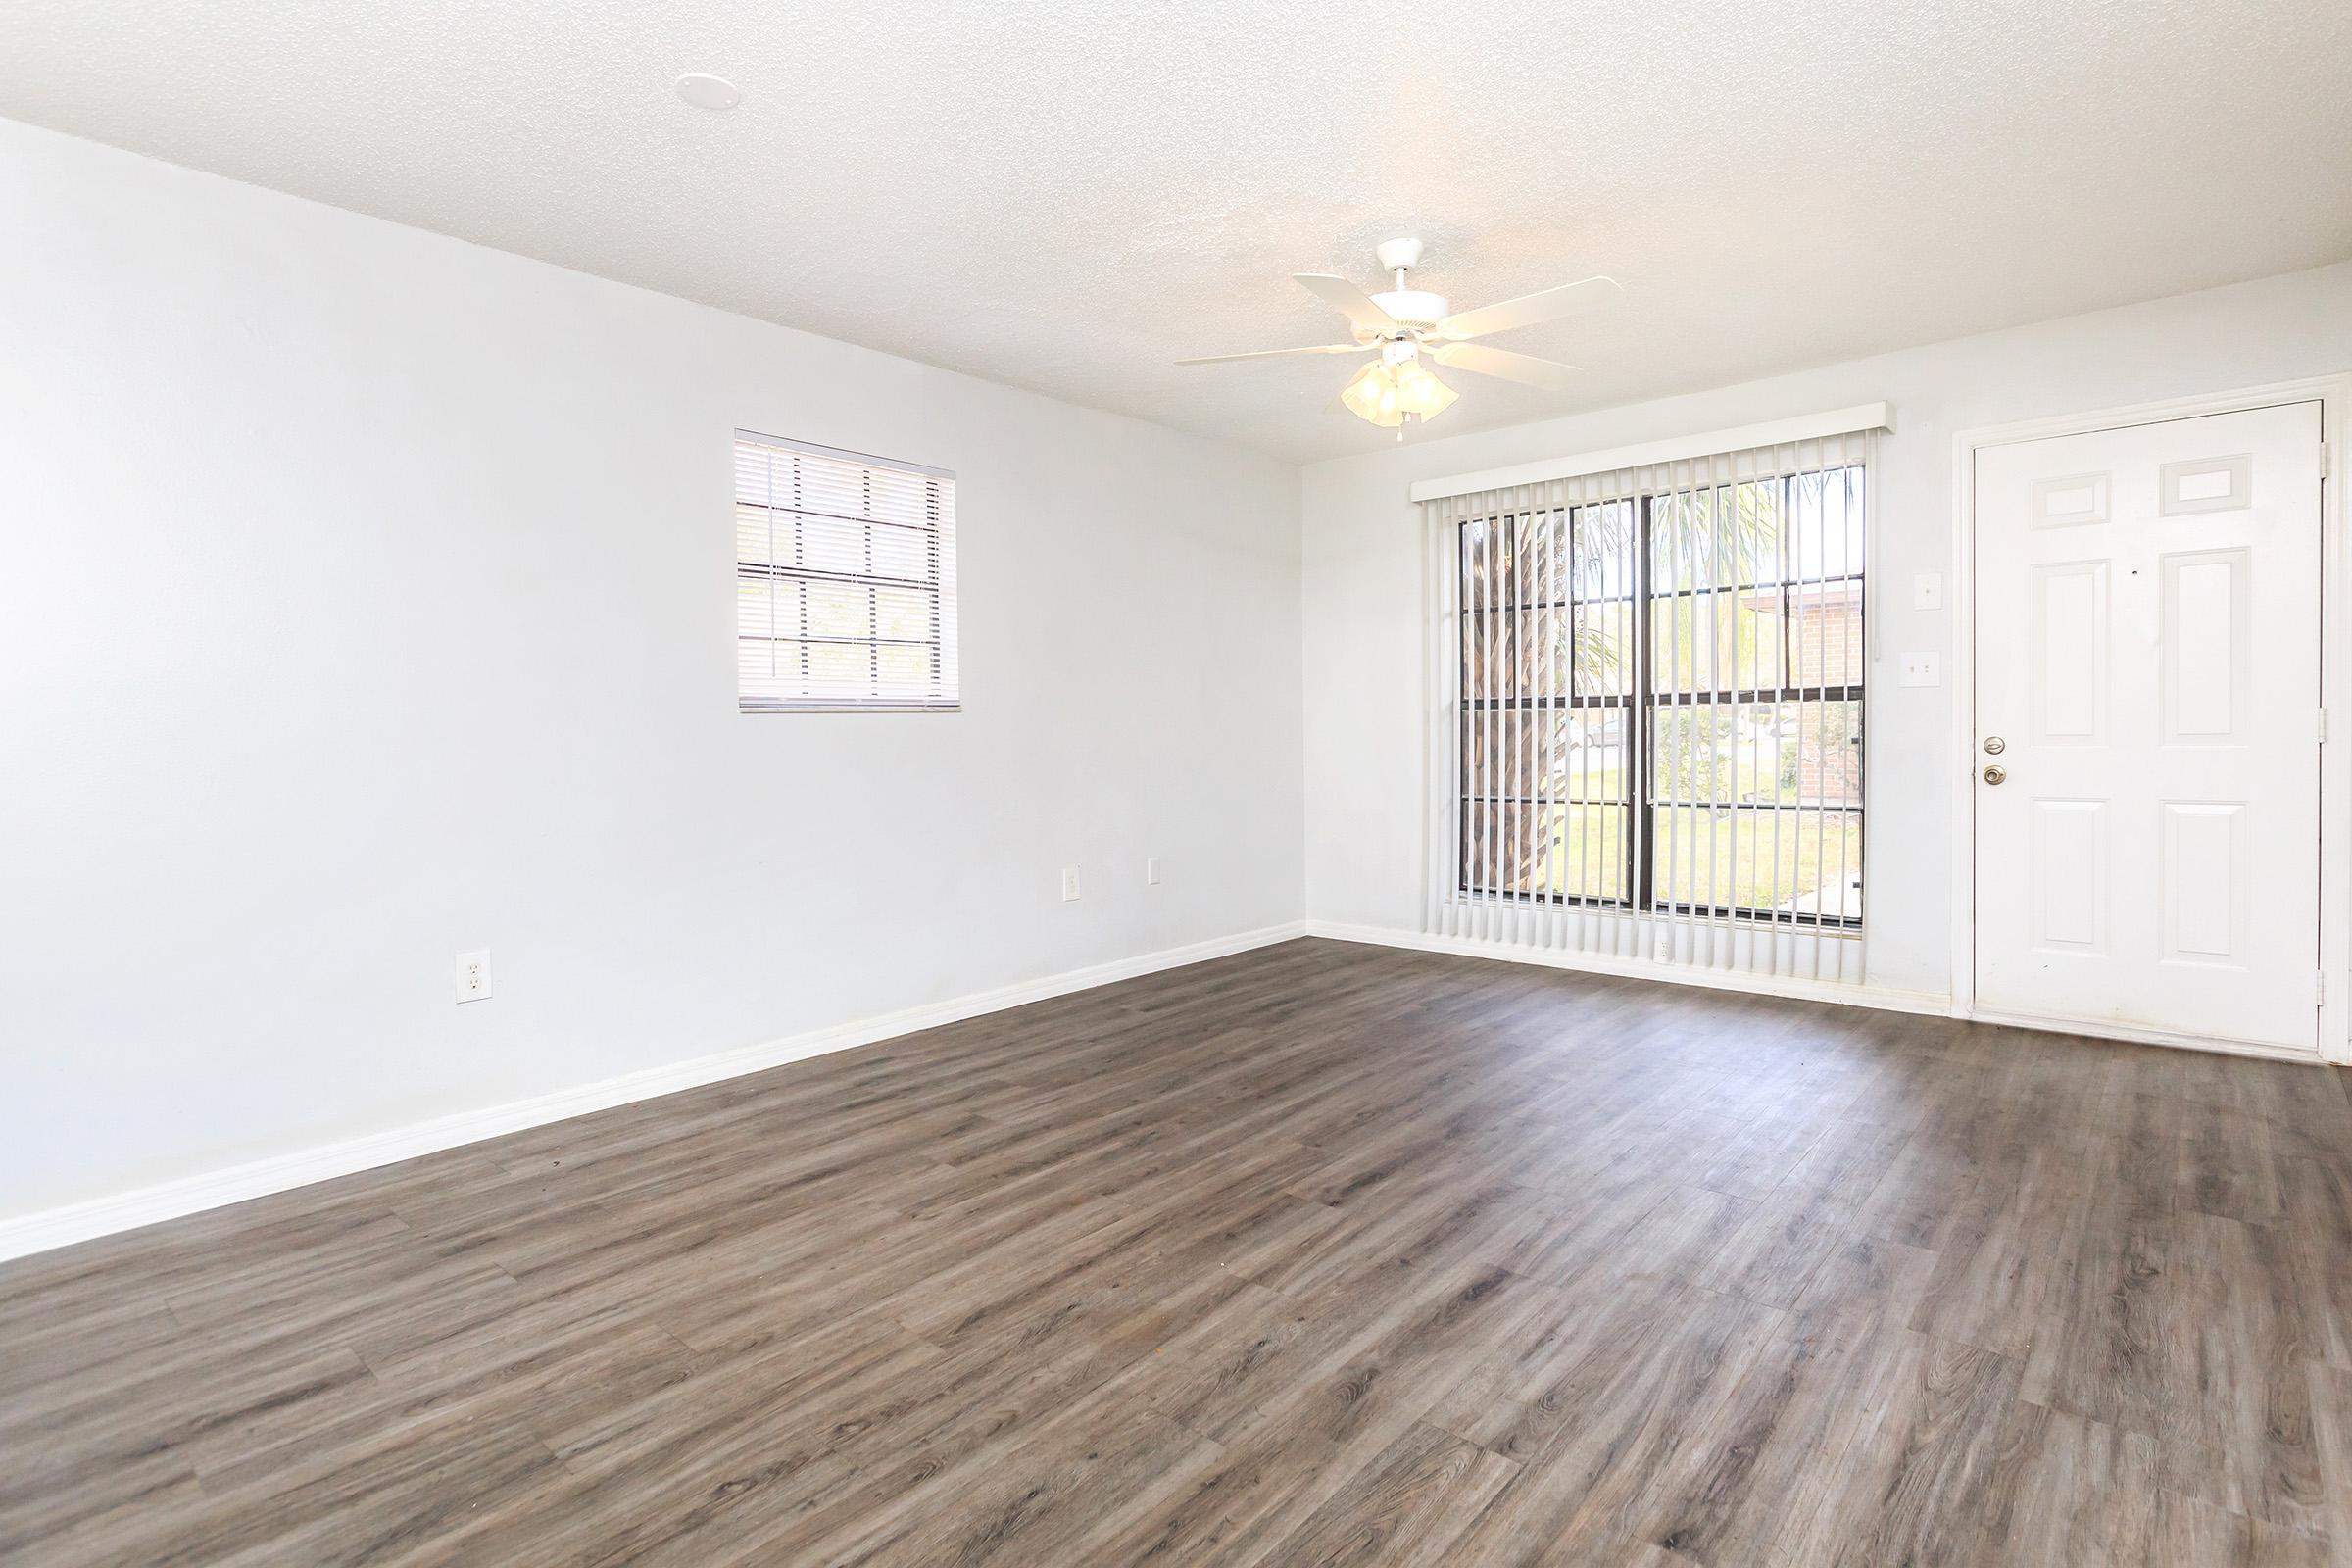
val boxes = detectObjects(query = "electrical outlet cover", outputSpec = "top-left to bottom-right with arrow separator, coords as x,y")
455,949 -> 492,1003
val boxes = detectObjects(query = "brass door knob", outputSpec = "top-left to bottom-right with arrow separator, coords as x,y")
1983,764 -> 2007,785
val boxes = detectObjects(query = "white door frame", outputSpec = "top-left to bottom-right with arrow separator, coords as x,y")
1949,374 -> 2352,1065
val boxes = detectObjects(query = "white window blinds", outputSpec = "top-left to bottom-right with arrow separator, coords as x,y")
735,431 -> 959,712
1426,420 -> 1880,984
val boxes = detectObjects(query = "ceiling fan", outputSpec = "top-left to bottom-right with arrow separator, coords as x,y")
1176,238 -> 1622,436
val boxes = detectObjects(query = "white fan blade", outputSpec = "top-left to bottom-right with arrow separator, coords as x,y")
1174,342 -> 1371,366
1436,275 -> 1622,341
1292,273 -> 1397,334
1432,342 -> 1583,390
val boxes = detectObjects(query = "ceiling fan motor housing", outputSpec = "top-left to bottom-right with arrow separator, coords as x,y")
1366,289 -> 1448,333
1366,239 -> 1443,334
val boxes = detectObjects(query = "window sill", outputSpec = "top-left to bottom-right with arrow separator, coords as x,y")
738,702 -> 962,714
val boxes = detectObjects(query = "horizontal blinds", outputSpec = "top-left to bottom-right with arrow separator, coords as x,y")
735,431 -> 959,711
1427,427 -> 1874,983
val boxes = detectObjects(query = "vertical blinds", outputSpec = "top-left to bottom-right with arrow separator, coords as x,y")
1425,428 -> 1875,983
735,431 -> 959,711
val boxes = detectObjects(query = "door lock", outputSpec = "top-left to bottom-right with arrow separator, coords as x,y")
1983,736 -> 2006,755
1983,764 -> 2007,785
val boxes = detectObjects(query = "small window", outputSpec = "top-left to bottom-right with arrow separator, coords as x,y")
735,430 -> 958,711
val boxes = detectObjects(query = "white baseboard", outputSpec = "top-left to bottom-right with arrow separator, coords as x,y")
1302,919 -> 1953,1018
0,921 -> 1309,1265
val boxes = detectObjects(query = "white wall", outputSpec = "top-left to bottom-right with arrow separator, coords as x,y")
0,120 -> 1304,1222
1302,262 -> 2352,1000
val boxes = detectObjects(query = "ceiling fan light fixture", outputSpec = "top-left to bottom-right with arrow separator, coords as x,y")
1395,362 -> 1457,419
1341,362 -> 1403,427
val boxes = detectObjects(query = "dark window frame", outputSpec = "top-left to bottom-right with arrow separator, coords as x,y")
1455,467 -> 1866,930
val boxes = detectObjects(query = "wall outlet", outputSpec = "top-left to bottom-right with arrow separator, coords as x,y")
1060,865 -> 1082,902
455,950 -> 493,1003
1899,653 -> 1941,687
1912,571 -> 1943,611
1147,858 -> 1161,886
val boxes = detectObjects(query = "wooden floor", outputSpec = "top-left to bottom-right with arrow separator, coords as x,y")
7,940 -> 2352,1565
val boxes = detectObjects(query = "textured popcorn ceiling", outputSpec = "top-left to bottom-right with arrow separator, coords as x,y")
5,0 -> 2349,460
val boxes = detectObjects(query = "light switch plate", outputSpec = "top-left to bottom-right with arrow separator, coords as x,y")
1912,572 -> 1943,611
1900,653 -> 1941,687
1060,865 -> 1082,902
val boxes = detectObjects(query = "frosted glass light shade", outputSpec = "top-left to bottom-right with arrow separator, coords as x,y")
1341,362 -> 1403,427
1395,362 -> 1457,418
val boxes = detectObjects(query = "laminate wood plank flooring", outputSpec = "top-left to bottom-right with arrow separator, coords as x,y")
6,938 -> 2352,1565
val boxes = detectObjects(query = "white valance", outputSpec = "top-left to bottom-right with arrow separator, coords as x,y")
1408,402 -> 1892,504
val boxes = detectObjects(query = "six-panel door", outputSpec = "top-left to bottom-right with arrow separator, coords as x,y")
1973,402 -> 2325,1052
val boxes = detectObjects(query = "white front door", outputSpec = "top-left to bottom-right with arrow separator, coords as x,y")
1972,401 -> 2325,1053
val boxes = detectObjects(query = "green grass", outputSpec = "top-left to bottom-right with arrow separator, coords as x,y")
1505,804 -> 1862,911
1649,807 -> 1862,913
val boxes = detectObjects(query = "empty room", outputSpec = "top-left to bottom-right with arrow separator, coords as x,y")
5,2 -> 2352,1563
